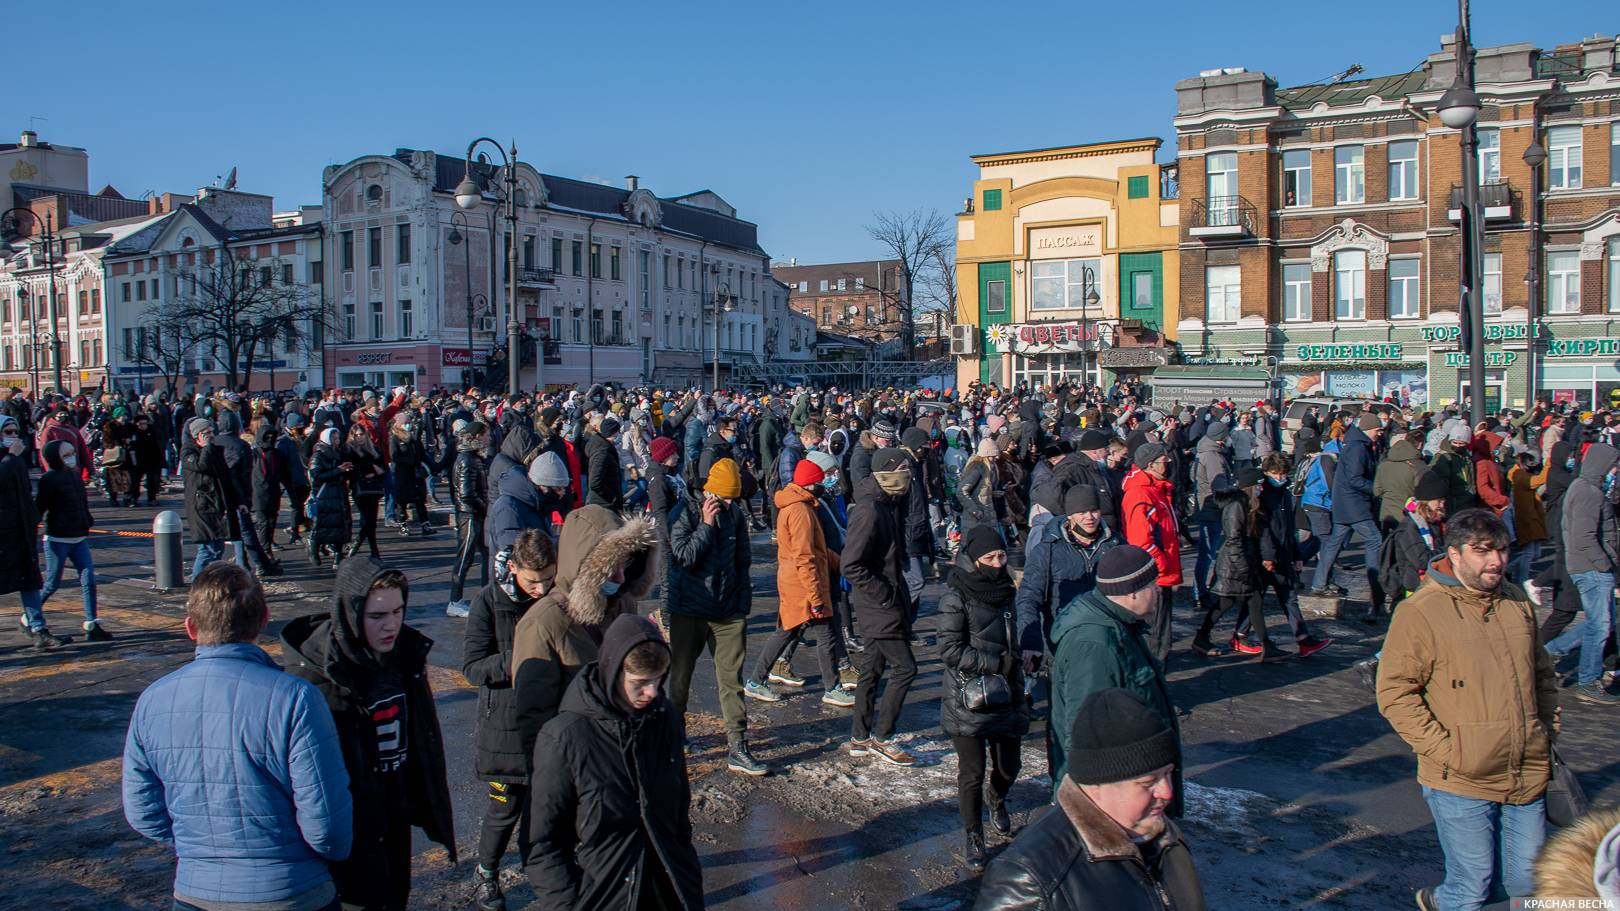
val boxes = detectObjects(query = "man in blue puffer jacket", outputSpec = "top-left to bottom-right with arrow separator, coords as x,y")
123,562 -> 352,911
1310,413 -> 1386,604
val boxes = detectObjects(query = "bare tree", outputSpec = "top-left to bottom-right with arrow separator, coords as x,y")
122,302 -> 200,395
865,209 -> 952,360
175,250 -> 329,390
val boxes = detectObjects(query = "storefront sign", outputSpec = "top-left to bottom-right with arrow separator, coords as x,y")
1422,323 -> 1544,343
1444,351 -> 1517,367
1028,227 -> 1101,259
443,348 -> 471,367
989,321 -> 1116,354
1295,343 -> 1403,361
355,352 -> 394,366
1546,338 -> 1620,358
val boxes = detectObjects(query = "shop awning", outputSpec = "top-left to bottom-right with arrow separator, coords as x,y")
1148,365 -> 1273,406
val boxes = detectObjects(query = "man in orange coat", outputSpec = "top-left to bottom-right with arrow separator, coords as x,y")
746,457 -> 855,709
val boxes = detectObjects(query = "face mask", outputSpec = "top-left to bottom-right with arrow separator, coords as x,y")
722,433 -> 736,445
1267,476 -> 1285,487
1566,457 -> 1577,472
600,579 -> 622,596
3,436 -> 21,456
63,456 -> 78,469
875,470 -> 910,496
821,475 -> 840,493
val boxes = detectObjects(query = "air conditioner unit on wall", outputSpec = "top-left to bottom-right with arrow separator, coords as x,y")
949,324 -> 978,356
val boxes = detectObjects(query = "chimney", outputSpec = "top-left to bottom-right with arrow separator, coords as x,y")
625,175 -> 639,191
19,130 -> 38,147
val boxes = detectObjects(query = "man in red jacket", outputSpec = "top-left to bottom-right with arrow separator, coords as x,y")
1120,442 -> 1182,664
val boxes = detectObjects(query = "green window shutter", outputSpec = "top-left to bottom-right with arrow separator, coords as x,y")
1127,175 -> 1149,199
982,189 -> 1002,211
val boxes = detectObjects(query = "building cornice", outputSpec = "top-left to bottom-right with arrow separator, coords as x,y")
970,138 -> 1161,167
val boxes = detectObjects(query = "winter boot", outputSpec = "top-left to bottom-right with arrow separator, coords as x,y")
964,827 -> 987,873
472,864 -> 506,911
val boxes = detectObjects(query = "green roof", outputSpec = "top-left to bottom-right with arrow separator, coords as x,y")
1277,71 -> 1428,112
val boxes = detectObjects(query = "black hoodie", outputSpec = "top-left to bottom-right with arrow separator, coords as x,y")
281,557 -> 457,908
526,614 -> 702,910
35,440 -> 93,539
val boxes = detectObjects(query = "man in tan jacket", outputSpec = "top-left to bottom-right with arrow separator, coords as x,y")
1377,508 -> 1560,911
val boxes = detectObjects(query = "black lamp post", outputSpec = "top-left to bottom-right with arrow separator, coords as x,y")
447,211 -> 478,387
711,275 -> 734,393
1080,264 -> 1102,388
1437,0 -> 1485,422
453,139 -> 523,393
2,207 -> 63,392
1522,137 -> 1547,408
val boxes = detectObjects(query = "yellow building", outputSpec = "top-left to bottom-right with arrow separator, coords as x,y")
953,137 -> 1179,390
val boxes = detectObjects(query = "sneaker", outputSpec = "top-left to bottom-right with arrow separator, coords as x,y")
419,524 -> 435,537
1354,658 -> 1379,692
726,741 -> 769,777
1259,641 -> 1289,662
844,737 -> 872,757
1524,582 -> 1544,606
84,621 -> 114,643
30,629 -> 64,651
445,601 -> 471,619
869,738 -> 917,767
987,798 -> 1012,837
1575,683 -> 1620,706
472,864 -> 506,911
821,685 -> 855,708
1297,636 -> 1333,658
839,663 -> 860,688
1415,886 -> 1438,911
964,828 -> 987,873
768,660 -> 807,687
1229,635 -> 1263,656
397,524 -> 413,537
1319,583 -> 1348,597
744,680 -> 781,703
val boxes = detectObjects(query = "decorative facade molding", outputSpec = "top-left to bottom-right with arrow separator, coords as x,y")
1311,219 -> 1390,272
1580,214 -> 1620,260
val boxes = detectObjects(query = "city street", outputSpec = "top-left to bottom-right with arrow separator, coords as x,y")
2,490 -> 1617,910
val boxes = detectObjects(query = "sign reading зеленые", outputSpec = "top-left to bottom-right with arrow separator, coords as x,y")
1296,343 -> 1403,361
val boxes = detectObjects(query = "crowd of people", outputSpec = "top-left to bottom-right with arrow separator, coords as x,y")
3,376 -> 1620,909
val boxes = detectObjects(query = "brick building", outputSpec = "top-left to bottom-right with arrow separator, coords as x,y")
1175,33 -> 1620,410
773,259 -> 908,355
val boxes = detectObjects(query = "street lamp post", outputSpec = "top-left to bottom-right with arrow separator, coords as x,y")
447,211 -> 478,388
1522,137 -> 1547,409
1438,0 -> 1485,424
454,139 -> 524,394
2,207 -> 64,392
711,278 -> 734,393
1079,265 -> 1102,389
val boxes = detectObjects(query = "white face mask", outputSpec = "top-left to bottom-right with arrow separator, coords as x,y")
3,435 -> 22,456
63,456 -> 78,469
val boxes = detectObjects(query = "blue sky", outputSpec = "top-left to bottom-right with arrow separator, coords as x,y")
5,1 -> 1611,263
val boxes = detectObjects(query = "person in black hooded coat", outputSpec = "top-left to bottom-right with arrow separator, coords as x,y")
281,556 -> 456,911
306,428 -> 352,565
526,613 -> 703,910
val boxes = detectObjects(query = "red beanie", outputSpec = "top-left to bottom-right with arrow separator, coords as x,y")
792,458 -> 825,488
650,436 -> 678,464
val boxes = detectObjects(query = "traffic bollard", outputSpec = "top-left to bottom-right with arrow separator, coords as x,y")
154,510 -> 184,591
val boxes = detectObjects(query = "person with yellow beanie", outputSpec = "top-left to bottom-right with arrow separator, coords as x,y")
666,457 -> 767,776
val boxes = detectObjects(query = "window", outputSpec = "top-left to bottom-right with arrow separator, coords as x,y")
341,231 -> 355,271
982,189 -> 1002,211
151,278 -> 159,300
398,299 -> 413,338
1547,250 -> 1580,314
1030,258 -> 1103,311
137,281 -> 146,302
77,290 -> 88,315
1205,152 -> 1237,224
821,306 -> 832,326
368,228 -> 381,267
1333,250 -> 1366,319
92,338 -> 101,364
836,278 -> 846,291
1335,146 -> 1365,205
571,241 -> 583,276
1609,239 -> 1620,313
281,264 -> 293,285
610,246 -> 621,282
590,243 -> 601,279
396,224 -> 411,264
1282,150 -> 1311,207
1612,123 -> 1619,187
1282,263 -> 1312,322
1388,258 -> 1420,319
1548,126 -> 1582,190
639,251 -> 650,307
343,302 -> 356,338
1127,175 -> 1149,199
1477,129 -> 1500,183
520,235 -> 534,270
1483,253 -> 1502,315
1387,141 -> 1418,200
663,253 -> 672,287
985,279 -> 1006,314
121,283 -> 131,303
370,300 -> 384,339
259,266 -> 273,287
553,237 -> 564,273
820,279 -> 829,292
80,339 -> 89,366
798,281 -> 807,292
855,276 -> 865,290
1205,265 -> 1241,323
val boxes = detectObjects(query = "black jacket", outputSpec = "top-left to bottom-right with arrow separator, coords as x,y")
307,443 -> 351,548
526,617 -> 703,910
583,431 -> 623,510
181,436 -> 232,545
1257,479 -> 1302,570
451,446 -> 489,518
937,554 -> 1029,739
843,476 -> 910,640
0,445 -> 42,597
276,432 -> 310,496
973,778 -> 1205,911
1209,488 -> 1260,598
487,424 -> 539,508
899,447 -> 935,557
35,444 -> 93,539
462,582 -> 536,783
389,433 -> 430,505
281,557 -> 457,908
647,461 -> 680,535
1380,510 -> 1446,597
666,492 -> 751,621
249,426 -> 282,513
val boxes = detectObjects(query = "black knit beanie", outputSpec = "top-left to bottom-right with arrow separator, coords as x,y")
1095,545 -> 1157,597
1067,688 -> 1178,786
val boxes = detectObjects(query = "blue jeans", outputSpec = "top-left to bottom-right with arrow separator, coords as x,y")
1311,517 -> 1382,593
1546,570 -> 1616,686
1194,519 -> 1222,602
382,467 -> 397,522
18,588 -> 46,633
41,539 -> 97,623
191,541 -> 225,579
1421,787 -> 1545,909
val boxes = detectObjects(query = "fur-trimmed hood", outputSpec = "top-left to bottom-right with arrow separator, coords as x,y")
1535,806 -> 1620,900
554,504 -> 659,626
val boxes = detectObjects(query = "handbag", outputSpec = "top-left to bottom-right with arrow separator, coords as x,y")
1546,743 -> 1588,827
958,609 -> 1017,713
101,445 -> 126,467
304,484 -> 327,521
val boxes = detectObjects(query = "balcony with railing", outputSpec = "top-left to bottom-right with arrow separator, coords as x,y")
514,267 -> 557,287
1188,195 -> 1256,238
1447,180 -> 1516,223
